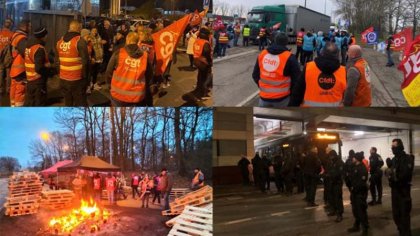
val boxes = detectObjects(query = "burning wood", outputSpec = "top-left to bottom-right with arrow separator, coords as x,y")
48,198 -> 110,235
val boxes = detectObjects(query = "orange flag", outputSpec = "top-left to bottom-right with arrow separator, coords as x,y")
190,10 -> 203,26
152,14 -> 192,75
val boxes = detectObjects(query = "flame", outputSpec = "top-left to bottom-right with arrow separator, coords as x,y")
48,198 -> 110,234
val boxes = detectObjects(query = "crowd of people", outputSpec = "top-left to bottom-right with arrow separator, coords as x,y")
238,139 -> 415,236
0,16 -> 213,107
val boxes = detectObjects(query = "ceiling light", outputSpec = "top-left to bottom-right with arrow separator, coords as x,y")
354,131 -> 364,136
317,128 -> 326,132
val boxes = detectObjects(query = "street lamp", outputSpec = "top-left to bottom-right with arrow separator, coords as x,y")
40,131 -> 50,142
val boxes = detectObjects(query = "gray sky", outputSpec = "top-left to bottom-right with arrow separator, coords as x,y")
216,0 -> 338,20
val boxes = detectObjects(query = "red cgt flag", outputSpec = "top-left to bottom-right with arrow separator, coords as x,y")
361,26 -> 374,43
152,14 -> 192,76
190,10 -> 203,26
392,28 -> 413,51
398,34 -> 420,106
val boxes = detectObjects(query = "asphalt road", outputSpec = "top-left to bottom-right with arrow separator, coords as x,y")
214,44 -> 408,107
214,175 -> 420,236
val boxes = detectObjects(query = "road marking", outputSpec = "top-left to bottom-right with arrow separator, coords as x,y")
222,217 -> 255,225
270,211 -> 290,217
237,90 -> 259,107
226,196 -> 244,201
214,50 -> 259,63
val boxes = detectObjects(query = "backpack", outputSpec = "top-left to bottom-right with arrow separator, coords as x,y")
0,43 -> 13,68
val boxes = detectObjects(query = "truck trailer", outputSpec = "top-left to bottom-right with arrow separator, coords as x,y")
247,4 -> 331,44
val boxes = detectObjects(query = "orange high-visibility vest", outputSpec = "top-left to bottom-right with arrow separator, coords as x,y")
10,33 -> 27,78
296,31 -> 304,46
219,32 -> 229,44
106,177 -> 115,191
111,48 -> 148,103
362,159 -> 370,172
24,44 -> 50,82
57,36 -> 83,81
0,28 -> 13,52
258,50 -> 292,100
303,61 -> 346,107
351,58 -> 372,107
193,38 -> 209,58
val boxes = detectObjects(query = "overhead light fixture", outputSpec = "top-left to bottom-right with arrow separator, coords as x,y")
354,131 -> 364,136
303,131 -> 307,135
282,144 -> 290,148
317,128 -> 326,132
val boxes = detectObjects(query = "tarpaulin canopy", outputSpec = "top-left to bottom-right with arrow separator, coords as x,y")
39,160 -> 73,177
57,156 -> 120,172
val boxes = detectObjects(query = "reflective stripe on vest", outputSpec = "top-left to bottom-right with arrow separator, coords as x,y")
25,44 -> 49,81
352,58 -> 372,107
259,29 -> 266,37
303,61 -> 346,107
219,32 -> 229,44
57,36 -> 82,81
258,50 -> 292,99
111,48 -> 148,103
10,33 -> 27,78
296,32 -> 304,46
193,38 -> 209,58
243,27 -> 250,37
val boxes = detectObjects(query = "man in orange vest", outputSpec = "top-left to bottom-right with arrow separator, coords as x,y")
56,20 -> 89,106
343,45 -> 372,107
24,27 -> 54,106
296,28 -> 305,64
0,18 -> 14,97
9,20 -> 30,107
106,32 -> 152,106
252,32 -> 301,107
218,26 -> 229,57
289,42 -> 347,107
193,28 -> 212,100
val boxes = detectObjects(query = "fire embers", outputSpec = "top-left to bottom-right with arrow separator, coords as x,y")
48,198 -> 110,235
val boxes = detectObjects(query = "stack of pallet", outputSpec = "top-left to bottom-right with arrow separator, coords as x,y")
40,190 -> 75,209
5,172 -> 42,217
167,205 -> 213,236
162,186 -> 213,216
170,188 -> 191,199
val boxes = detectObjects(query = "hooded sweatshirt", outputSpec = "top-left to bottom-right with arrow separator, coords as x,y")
252,44 -> 301,102
55,32 -> 89,81
289,54 -> 341,106
25,37 -> 53,84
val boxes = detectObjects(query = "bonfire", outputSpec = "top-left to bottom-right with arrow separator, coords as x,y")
48,198 -> 111,235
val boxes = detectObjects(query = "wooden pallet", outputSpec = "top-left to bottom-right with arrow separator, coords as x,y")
166,204 -> 215,227
170,188 -> 192,199
162,186 -> 212,216
4,202 -> 40,217
168,206 -> 213,236
40,190 -> 74,209
6,208 -> 38,217
6,194 -> 41,204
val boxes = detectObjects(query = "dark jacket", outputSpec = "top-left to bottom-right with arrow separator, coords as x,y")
251,155 -> 263,175
389,151 -> 414,188
105,44 -> 153,100
55,32 -> 89,81
349,162 -> 368,194
344,157 -> 353,187
113,37 -> 126,53
252,45 -> 301,102
302,152 -> 321,177
26,37 -> 54,84
329,156 -> 344,184
289,54 -> 341,106
238,157 -> 251,172
386,38 -> 393,51
369,153 -> 384,175
281,155 -> 296,177
100,27 -> 115,52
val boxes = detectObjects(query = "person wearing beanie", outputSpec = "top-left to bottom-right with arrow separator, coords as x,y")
113,30 -> 126,53
252,32 -> 301,108
24,26 -> 55,106
327,149 -> 344,223
347,151 -> 369,235
192,27 -> 212,100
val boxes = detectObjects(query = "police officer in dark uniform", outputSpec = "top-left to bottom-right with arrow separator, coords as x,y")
251,153 -> 262,188
302,145 -> 321,206
386,139 -> 414,236
321,148 -> 333,210
273,154 -> 285,193
281,153 -> 296,196
347,152 -> 369,235
344,150 -> 355,192
327,150 -> 344,222
262,155 -> 272,191
368,147 -> 384,205
237,155 -> 251,185
295,152 -> 305,193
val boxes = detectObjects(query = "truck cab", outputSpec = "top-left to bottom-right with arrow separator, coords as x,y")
247,5 -> 286,44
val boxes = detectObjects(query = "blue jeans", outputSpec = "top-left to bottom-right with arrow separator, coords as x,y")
387,50 -> 394,65
163,190 -> 171,211
107,189 -> 114,204
219,44 -> 227,57
234,34 -> 240,46
259,38 -> 267,50
259,97 -> 290,108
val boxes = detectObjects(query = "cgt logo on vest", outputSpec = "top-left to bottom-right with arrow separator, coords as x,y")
262,54 -> 280,72
125,58 -> 141,68
0,36 -> 9,44
59,41 -> 71,52
318,73 -> 336,90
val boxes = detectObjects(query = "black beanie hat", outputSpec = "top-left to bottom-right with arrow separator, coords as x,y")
34,27 -> 48,38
